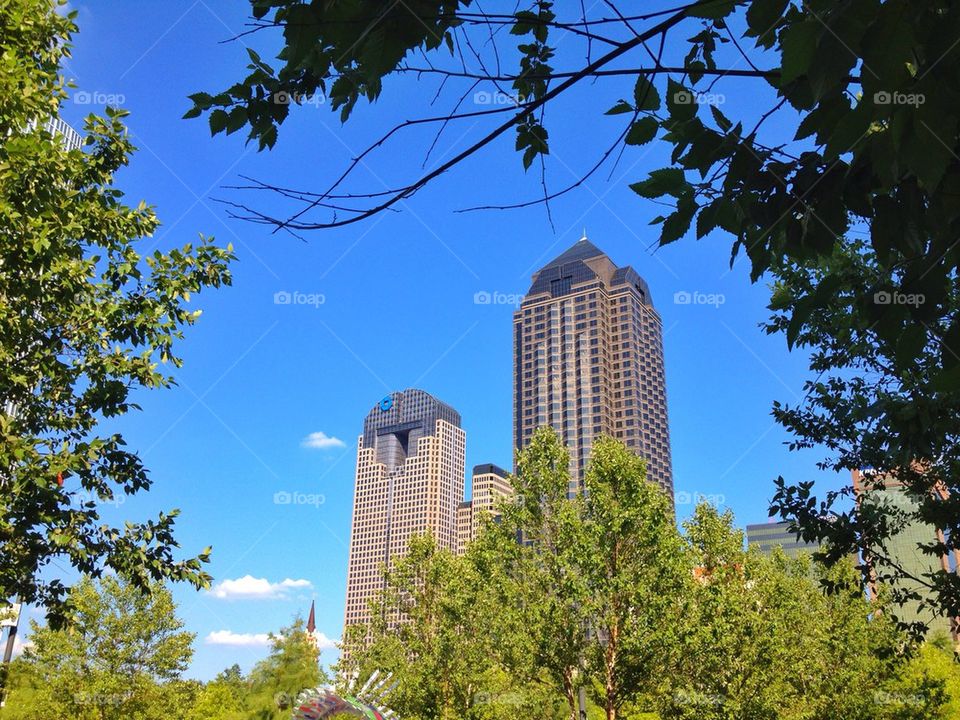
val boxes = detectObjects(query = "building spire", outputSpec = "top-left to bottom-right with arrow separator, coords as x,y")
306,600 -> 316,634
580,227 -> 588,242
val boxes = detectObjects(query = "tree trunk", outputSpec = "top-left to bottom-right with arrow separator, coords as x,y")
563,668 -> 578,720
605,624 -> 619,720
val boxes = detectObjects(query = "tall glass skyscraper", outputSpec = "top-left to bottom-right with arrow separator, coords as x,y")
343,389 -> 465,630
513,237 -> 673,496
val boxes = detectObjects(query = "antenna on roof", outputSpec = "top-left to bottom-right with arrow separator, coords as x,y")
580,227 -> 588,242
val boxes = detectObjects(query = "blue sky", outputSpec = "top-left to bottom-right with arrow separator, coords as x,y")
37,1 -> 849,680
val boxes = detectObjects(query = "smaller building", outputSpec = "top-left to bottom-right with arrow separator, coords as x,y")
456,464 -> 513,554
746,521 -> 821,559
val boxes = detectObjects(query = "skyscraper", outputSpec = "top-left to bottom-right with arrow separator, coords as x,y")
513,237 -> 672,496
456,463 -> 513,554
746,521 -> 822,559
343,389 -> 465,630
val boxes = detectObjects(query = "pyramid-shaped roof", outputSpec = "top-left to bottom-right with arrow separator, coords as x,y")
541,237 -> 606,270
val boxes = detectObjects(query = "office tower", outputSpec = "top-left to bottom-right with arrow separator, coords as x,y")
456,463 -> 513,554
746,521 -> 822,559
513,237 -> 672,496
343,389 -> 465,630
44,116 -> 83,151
853,470 -> 955,637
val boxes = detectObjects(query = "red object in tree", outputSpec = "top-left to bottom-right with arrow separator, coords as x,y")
57,472 -> 63,487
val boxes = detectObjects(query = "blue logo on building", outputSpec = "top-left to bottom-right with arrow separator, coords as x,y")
379,395 -> 393,412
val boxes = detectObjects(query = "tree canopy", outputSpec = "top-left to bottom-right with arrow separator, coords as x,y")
188,0 -> 960,630
343,431 -> 953,719
0,0 -> 234,625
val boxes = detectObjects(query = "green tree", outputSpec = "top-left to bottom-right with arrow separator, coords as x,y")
2,576 -> 194,720
246,618 -> 325,720
668,504 -> 935,719
189,0 -> 960,626
342,534 -> 550,720
0,0 -> 234,625
578,438 -> 689,720
487,427 -> 591,720
187,665 -> 249,720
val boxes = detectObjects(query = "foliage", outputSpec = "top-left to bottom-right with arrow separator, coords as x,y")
189,0 -> 960,627
0,0 -> 234,625
187,665 -> 249,720
342,432 -> 949,719
1,576 -> 195,720
246,618 -> 326,720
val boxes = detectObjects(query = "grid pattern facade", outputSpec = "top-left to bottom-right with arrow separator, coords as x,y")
513,239 -> 673,495
44,116 -> 83,151
746,521 -> 821,558
343,390 -> 465,630
455,464 -> 513,554
853,470 -> 954,637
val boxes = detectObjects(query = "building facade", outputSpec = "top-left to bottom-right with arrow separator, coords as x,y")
343,389 -> 465,630
746,521 -> 822,559
853,469 -> 956,637
513,237 -> 672,496
456,463 -> 513,554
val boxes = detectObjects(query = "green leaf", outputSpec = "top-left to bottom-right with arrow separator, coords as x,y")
666,78 -> 697,122
660,194 -> 698,244
208,109 -> 229,135
630,168 -> 688,199
779,21 -> 821,86
745,0 -> 788,39
686,0 -> 738,19
605,100 -> 634,115
633,76 -> 660,112
625,116 -> 659,146
710,104 -> 733,133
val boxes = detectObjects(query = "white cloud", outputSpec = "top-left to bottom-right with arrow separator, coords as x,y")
300,431 -> 346,450
209,575 -> 313,600
313,632 -> 338,651
12,635 -> 32,657
205,630 -> 272,647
